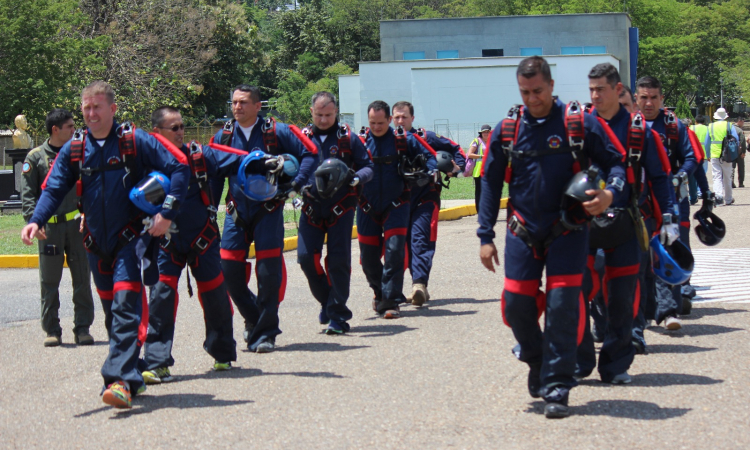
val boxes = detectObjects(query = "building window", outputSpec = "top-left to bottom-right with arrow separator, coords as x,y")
482,49 -> 504,57
584,45 -> 607,54
403,51 -> 426,60
436,50 -> 459,59
561,46 -> 583,55
520,47 -> 543,56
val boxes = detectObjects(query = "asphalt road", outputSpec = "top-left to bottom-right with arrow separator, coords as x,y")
2,193 -> 750,449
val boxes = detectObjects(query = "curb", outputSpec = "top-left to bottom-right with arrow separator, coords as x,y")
0,199 -> 508,268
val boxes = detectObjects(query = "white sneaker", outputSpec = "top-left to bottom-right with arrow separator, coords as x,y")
665,316 -> 682,331
411,283 -> 428,307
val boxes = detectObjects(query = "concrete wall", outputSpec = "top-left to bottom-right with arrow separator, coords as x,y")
380,13 -> 632,87
338,75 -> 361,130
339,54 -> 620,136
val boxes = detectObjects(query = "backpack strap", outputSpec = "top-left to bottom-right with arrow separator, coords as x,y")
664,109 -> 680,170
336,123 -> 353,165
188,141 -> 215,211
564,100 -> 587,173
626,112 -> 646,198
219,119 -> 235,146
116,122 -> 138,185
262,117 -> 279,155
69,129 -> 87,213
500,105 -> 522,184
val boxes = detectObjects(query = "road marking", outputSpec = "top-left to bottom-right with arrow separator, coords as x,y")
690,248 -> 750,304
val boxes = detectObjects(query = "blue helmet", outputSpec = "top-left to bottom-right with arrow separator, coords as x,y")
279,153 -> 300,184
238,150 -> 279,201
649,236 -> 694,285
129,171 -> 171,215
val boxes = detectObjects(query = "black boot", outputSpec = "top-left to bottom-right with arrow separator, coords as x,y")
543,385 -> 570,419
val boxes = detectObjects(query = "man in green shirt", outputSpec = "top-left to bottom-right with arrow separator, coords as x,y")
21,108 -> 94,347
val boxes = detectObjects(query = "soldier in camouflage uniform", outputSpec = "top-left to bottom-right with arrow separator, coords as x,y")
21,108 -> 94,347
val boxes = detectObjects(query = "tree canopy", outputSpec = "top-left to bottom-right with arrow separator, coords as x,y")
2,0 -> 749,131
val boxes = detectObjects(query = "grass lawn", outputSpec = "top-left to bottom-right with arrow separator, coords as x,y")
0,213 -> 31,255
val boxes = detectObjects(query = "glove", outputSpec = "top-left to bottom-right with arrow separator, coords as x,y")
660,213 -> 679,245
275,181 -> 298,200
672,172 -> 689,201
350,176 -> 360,187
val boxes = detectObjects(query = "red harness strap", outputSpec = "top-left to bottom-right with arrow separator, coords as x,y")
219,119 -> 235,146
262,117 -> 279,155
564,101 -> 586,173
69,129 -> 87,210
336,124 -> 353,165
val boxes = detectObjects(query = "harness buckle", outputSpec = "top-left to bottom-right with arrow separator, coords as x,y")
391,199 -> 402,209
226,201 -> 236,216
194,237 -> 209,252
362,203 -> 372,213
83,234 -> 95,250
120,227 -> 136,243
332,205 -> 344,216
264,201 -> 277,212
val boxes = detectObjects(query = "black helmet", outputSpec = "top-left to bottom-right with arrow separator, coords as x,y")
563,165 -> 604,202
436,151 -> 454,174
693,209 -> 726,246
400,154 -> 432,187
314,158 -> 352,199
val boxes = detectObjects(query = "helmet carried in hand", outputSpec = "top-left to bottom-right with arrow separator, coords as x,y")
129,171 -> 171,215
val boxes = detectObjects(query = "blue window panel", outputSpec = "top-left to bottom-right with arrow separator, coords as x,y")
561,46 -> 583,55
584,45 -> 607,54
520,47 -> 543,56
403,51 -> 426,60
436,50 -> 459,59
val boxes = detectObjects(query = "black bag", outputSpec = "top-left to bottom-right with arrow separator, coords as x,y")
715,121 -> 740,163
588,207 -> 636,249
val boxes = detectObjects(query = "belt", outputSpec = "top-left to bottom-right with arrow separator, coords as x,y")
48,210 -> 79,224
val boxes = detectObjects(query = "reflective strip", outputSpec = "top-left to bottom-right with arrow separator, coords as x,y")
47,210 -> 79,224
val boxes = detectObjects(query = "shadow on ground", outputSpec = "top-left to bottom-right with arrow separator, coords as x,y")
578,372 -> 722,388
682,306 -> 748,320
658,324 -> 745,337
277,342 -> 370,352
427,298 -> 497,307
526,400 -> 691,419
350,323 -> 417,337
401,308 -> 478,318
646,344 -> 717,354
75,393 -> 253,418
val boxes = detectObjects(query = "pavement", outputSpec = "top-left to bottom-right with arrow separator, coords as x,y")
2,192 -> 750,449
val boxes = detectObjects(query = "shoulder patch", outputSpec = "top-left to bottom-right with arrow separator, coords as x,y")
22,162 -> 31,173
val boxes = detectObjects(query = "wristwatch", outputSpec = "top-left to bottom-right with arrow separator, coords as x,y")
162,195 -> 180,211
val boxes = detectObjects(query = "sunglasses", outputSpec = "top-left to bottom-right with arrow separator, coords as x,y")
158,124 -> 185,132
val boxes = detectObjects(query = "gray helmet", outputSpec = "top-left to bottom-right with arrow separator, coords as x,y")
314,158 -> 352,199
436,151 -> 454,174
563,165 -> 604,202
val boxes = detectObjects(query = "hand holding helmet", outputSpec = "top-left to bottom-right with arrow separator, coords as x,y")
672,172 -> 689,201
699,190 -> 715,215
659,213 -> 680,246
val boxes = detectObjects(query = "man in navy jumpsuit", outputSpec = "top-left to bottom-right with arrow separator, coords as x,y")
635,76 -> 712,331
21,81 -> 189,409
392,101 -> 466,306
358,100 -> 436,319
211,84 -> 317,353
141,106 -> 237,384
297,92 -> 373,334
477,57 -> 626,418
576,63 -> 677,383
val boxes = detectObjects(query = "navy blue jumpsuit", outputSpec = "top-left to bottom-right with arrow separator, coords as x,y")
477,99 -> 626,398
577,106 -> 676,381
297,124 -> 373,331
143,143 -> 242,370
357,127 -> 436,314
30,121 -> 189,393
407,129 -> 466,289
211,117 -> 316,351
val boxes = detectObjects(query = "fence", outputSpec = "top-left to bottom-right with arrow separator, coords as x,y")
432,122 -> 494,150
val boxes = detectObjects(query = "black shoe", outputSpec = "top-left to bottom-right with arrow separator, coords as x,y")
528,364 -> 542,398
243,323 -> 255,344
632,339 -> 648,355
543,385 -> 570,419
681,297 -> 693,316
740,184 -> 745,188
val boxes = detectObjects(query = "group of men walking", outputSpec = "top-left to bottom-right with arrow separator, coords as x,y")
20,79 -> 465,409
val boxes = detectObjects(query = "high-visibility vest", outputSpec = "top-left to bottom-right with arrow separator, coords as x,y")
471,137 -> 485,178
690,124 -> 709,153
707,121 -> 731,159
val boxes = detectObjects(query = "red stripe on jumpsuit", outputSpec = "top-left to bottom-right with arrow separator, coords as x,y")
546,274 -> 585,345
114,280 -> 148,346
256,248 -> 287,304
501,279 -> 540,327
159,274 -> 179,320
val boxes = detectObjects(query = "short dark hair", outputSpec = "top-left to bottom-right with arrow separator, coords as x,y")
619,85 -> 635,102
737,114 -> 746,123
588,63 -> 621,88
233,84 -> 261,103
392,101 -> 414,117
151,106 -> 180,128
367,100 -> 390,117
311,91 -> 337,109
45,108 -> 73,135
635,76 -> 662,95
517,56 -> 552,83
695,114 -> 708,125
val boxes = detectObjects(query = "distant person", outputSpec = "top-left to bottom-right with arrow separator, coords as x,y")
619,86 -> 638,113
732,115 -> 746,188
689,115 -> 710,204
467,124 -> 491,211
705,107 -> 739,205
21,108 -> 95,347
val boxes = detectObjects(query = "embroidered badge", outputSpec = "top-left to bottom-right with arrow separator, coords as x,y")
22,162 -> 31,173
106,156 -> 121,165
547,135 -> 563,149
329,145 -> 338,155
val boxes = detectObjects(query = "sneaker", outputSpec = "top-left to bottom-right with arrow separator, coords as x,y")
75,331 -> 94,346
213,361 -> 232,371
410,283 -> 428,307
528,363 -> 542,399
43,334 -> 61,347
256,340 -> 275,353
142,367 -> 173,385
727,198 -> 735,206
135,384 -> 147,396
665,316 -> 682,331
318,308 -> 330,325
102,381 -> 132,409
607,372 -> 632,385
543,385 -> 570,419
381,307 -> 401,319
324,321 -> 346,335
243,323 -> 254,344
715,196 -> 725,205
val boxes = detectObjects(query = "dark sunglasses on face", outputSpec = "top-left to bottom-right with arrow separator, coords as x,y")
158,124 -> 185,132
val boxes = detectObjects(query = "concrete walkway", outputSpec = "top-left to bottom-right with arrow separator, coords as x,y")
1,192 -> 750,448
